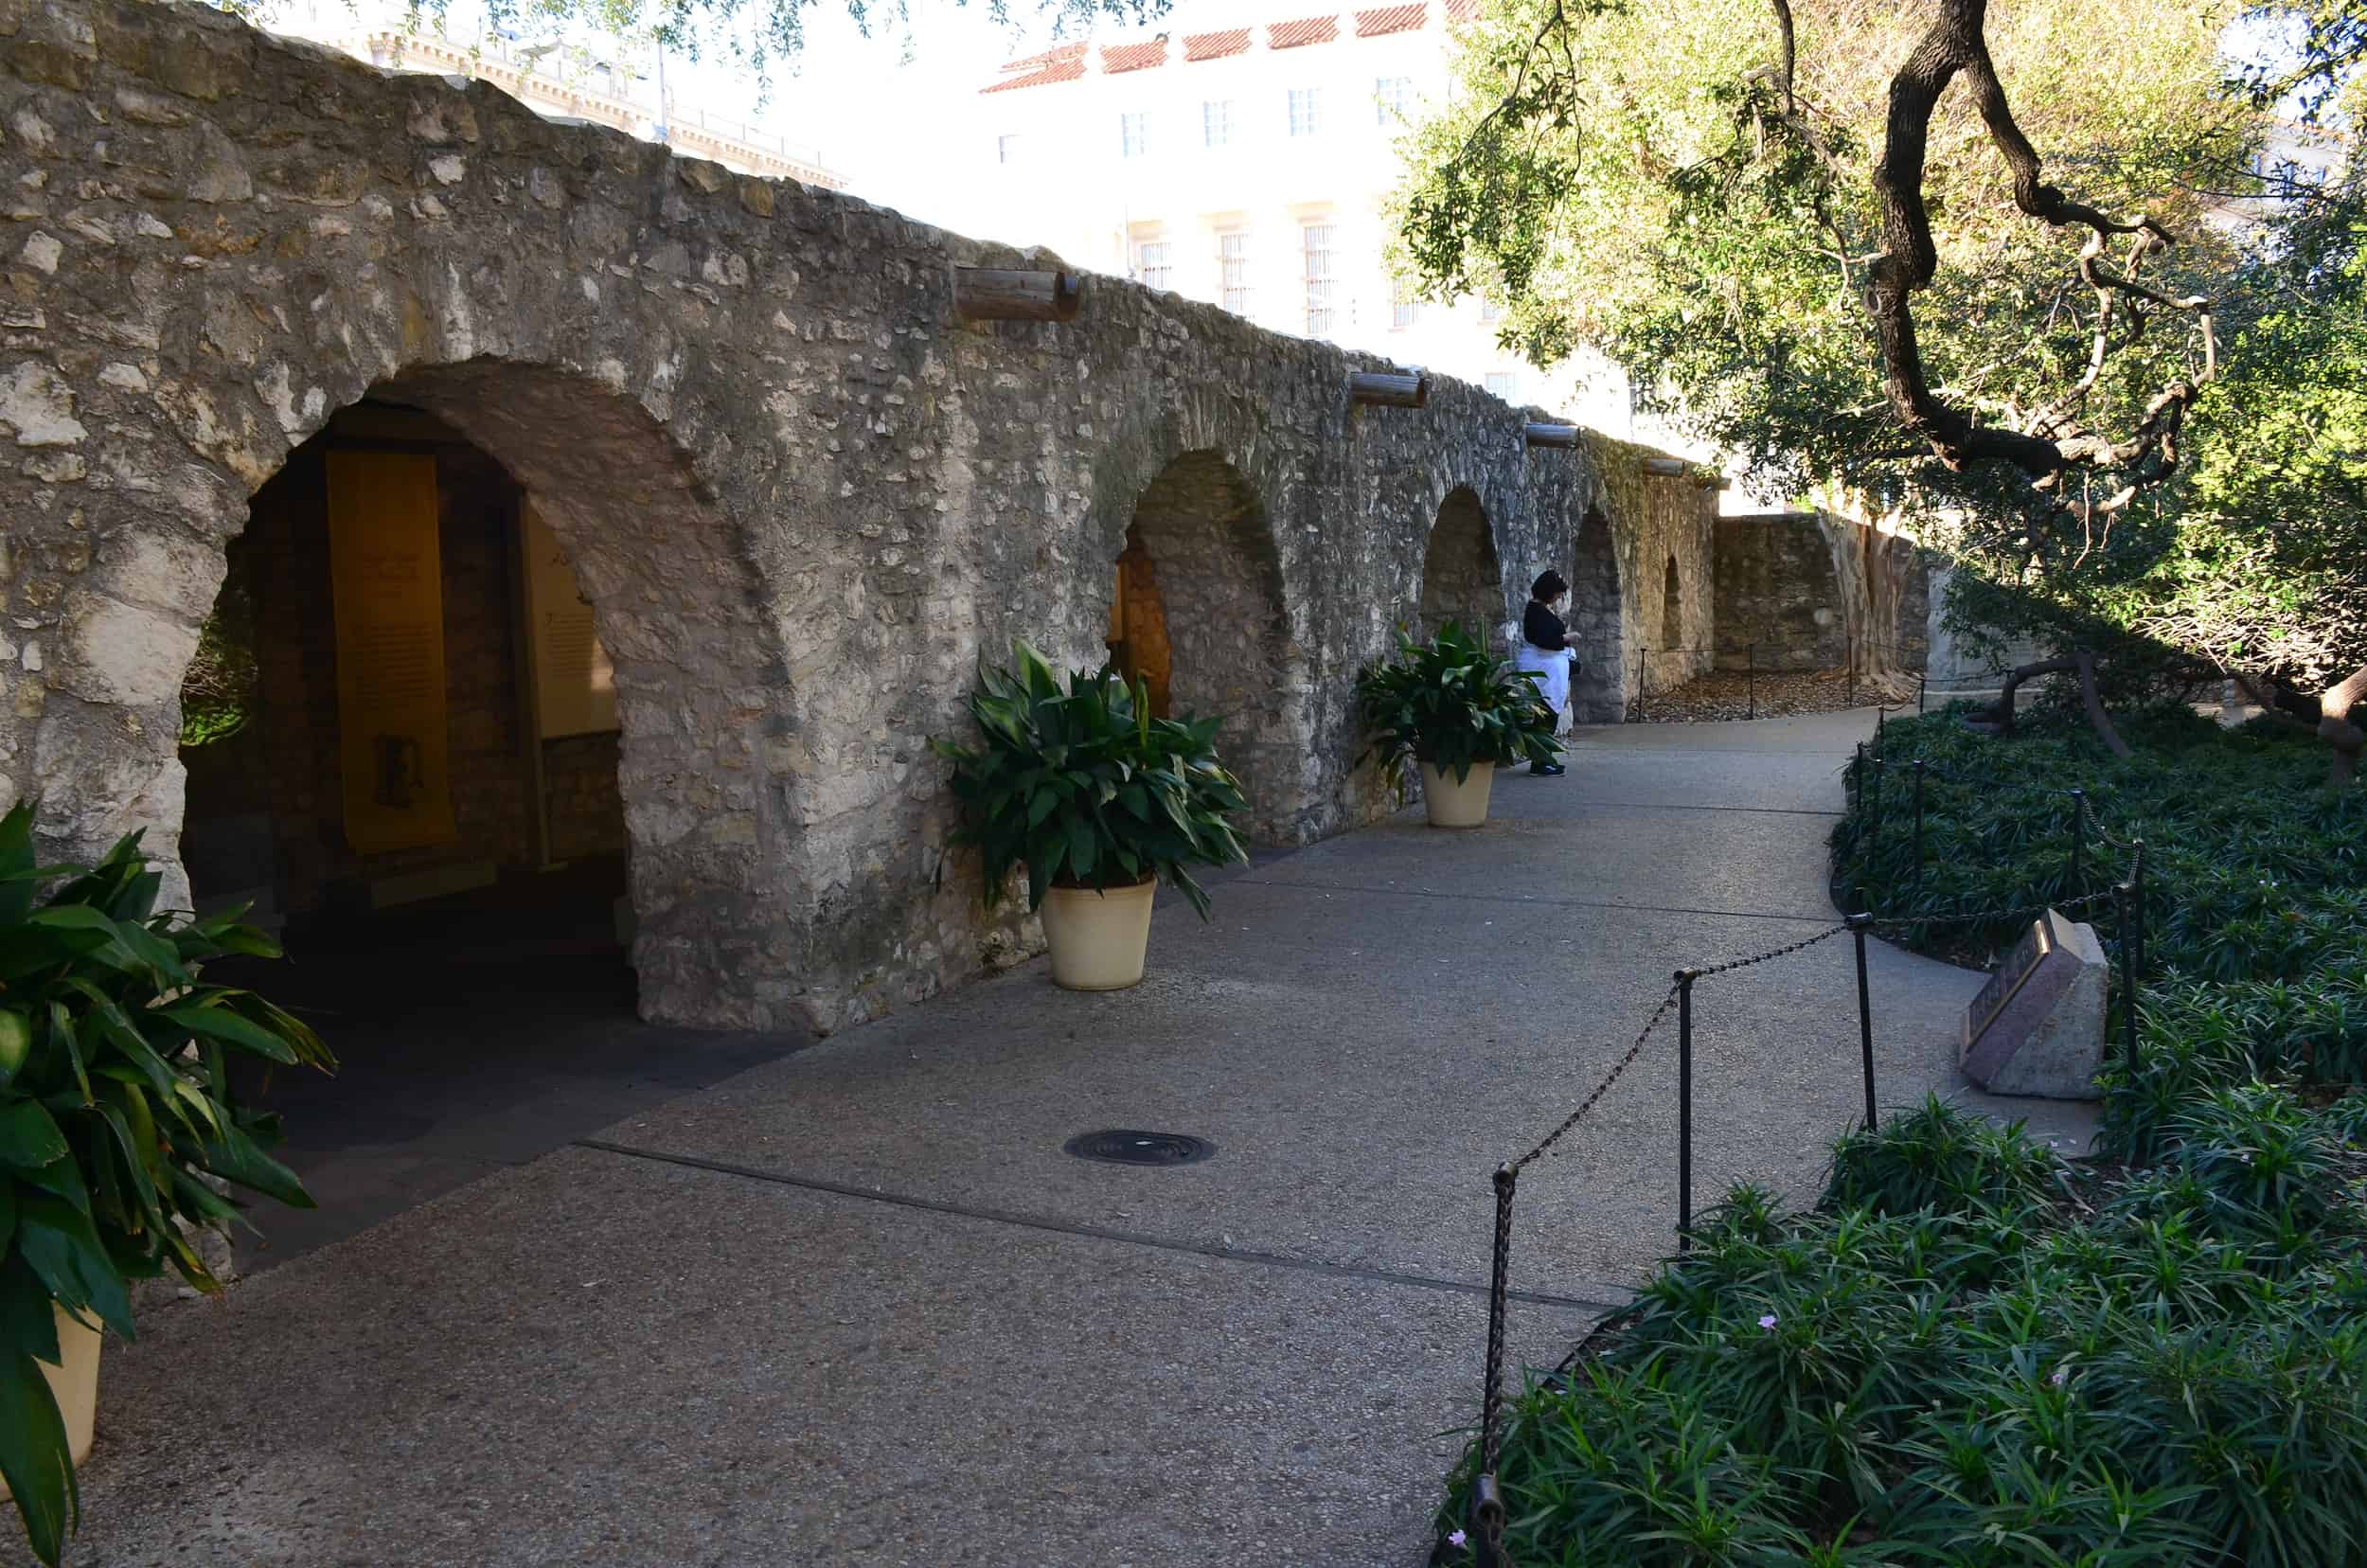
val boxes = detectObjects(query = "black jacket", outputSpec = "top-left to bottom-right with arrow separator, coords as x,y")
1523,600 -> 1572,652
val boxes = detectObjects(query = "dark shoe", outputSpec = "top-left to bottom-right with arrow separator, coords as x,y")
1532,761 -> 1567,776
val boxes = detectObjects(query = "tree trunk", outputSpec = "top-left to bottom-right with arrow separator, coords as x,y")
2234,666 -> 2365,787
1966,651 -> 2128,757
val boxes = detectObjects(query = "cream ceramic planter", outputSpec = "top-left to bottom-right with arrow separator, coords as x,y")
0,1307 -> 99,1502
1420,760 -> 1495,829
1041,878 -> 1157,990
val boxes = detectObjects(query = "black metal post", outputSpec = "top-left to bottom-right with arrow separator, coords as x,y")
2130,885 -> 2149,1070
2069,788 -> 2085,894
1479,1164 -> 1514,1471
2130,840 -> 2147,997
1877,706 -> 1886,751
1849,913 -> 1878,1130
1871,758 -> 1885,844
1918,669 -> 1927,715
1636,645 -> 1647,722
1847,631 -> 1857,708
1912,760 -> 1926,888
1747,641 -> 1756,721
1677,968 -> 1697,1251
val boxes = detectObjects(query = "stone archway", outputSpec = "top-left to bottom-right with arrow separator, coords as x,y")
1418,487 -> 1504,647
1121,451 -> 1301,843
1661,552 -> 1684,649
126,360 -> 784,1029
1568,504 -> 1629,722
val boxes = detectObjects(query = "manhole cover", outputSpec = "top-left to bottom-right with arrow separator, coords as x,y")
1063,1130 -> 1216,1167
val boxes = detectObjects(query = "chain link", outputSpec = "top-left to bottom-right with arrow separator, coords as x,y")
1507,983 -> 1682,1173
2078,792 -> 2143,854
1692,922 -> 1849,978
1867,884 -> 2118,933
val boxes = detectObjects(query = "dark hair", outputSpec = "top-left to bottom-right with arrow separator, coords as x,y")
1531,570 -> 1569,602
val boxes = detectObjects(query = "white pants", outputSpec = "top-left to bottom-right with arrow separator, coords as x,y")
1514,646 -> 1575,725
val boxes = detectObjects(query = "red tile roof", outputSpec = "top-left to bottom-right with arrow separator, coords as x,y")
1267,13 -> 1340,48
1355,3 -> 1425,35
995,41 -> 1088,73
980,58 -> 1086,93
1443,0 -> 1479,18
1100,38 -> 1167,72
1184,27 -> 1251,61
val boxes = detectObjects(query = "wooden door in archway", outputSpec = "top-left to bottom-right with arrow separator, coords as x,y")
1108,523 -> 1174,719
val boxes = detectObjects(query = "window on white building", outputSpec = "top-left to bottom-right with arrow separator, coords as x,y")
1480,298 -> 1504,324
1219,231 -> 1252,315
997,134 -> 1020,165
1137,240 -> 1174,291
1289,88 -> 1323,137
1303,223 -> 1337,337
1391,280 -> 1419,330
1375,76 -> 1414,124
1485,371 -> 1518,401
1120,112 -> 1148,158
1203,100 -> 1234,148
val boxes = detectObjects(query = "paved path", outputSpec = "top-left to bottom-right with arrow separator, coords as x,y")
46,710 -> 2091,1568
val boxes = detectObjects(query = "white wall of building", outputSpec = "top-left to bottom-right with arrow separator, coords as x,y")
970,9 -> 1698,454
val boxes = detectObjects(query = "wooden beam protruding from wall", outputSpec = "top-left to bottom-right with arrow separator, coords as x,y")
1640,456 -> 1689,477
1524,423 -> 1579,450
1347,370 -> 1428,409
953,268 -> 1081,323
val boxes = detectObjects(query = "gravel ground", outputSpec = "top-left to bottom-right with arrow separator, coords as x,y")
1636,668 -> 1922,723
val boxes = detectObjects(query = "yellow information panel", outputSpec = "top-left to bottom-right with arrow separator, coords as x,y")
327,450 -> 457,855
522,502 -> 619,739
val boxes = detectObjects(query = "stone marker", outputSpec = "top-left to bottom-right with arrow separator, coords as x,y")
1960,909 -> 2109,1099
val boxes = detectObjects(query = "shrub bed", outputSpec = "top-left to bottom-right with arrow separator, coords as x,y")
1439,706 -> 2367,1564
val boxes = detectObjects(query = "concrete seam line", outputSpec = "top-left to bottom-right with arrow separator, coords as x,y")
1233,880 -> 1842,924
573,1138 -> 1627,1313
1567,802 -> 1846,818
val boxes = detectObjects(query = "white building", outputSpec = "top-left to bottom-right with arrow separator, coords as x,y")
259,0 -> 845,188
971,3 -> 1701,454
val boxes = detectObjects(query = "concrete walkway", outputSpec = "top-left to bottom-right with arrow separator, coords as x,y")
46,709 -> 2091,1568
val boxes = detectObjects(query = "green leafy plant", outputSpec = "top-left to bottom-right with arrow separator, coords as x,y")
0,803 -> 333,1566
934,641 -> 1249,918
1355,619 -> 1560,785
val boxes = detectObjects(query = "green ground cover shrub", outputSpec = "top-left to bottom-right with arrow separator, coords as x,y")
1441,709 -> 2367,1564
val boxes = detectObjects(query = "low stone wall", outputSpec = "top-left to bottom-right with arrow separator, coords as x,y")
0,0 -> 1721,1033
1714,512 -> 1930,677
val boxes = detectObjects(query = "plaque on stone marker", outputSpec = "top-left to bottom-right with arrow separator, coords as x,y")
1961,908 -> 2110,1100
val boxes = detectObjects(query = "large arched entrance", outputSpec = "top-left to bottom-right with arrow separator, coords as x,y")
1113,451 -> 1303,842
164,363 -> 792,1266
1417,487 -> 1504,647
1568,504 -> 1630,722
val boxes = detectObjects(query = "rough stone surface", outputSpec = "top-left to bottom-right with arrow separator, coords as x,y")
1960,910 -> 2109,1099
0,0 -> 1719,1033
1715,510 -> 1931,676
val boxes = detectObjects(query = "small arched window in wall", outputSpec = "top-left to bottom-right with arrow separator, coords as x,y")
1662,553 -> 1682,649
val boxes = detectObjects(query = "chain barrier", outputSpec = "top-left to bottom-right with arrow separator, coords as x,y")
2077,792 -> 2143,853
1465,710 -> 2162,1566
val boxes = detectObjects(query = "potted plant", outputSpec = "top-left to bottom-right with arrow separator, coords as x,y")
1357,619 -> 1561,829
0,804 -> 332,1566
936,641 -> 1250,990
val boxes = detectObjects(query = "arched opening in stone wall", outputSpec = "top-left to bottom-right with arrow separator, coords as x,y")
1567,504 -> 1628,723
1120,451 -> 1298,841
168,363 -> 786,1266
1418,487 -> 1504,647
1108,524 -> 1174,718
1661,552 -> 1683,649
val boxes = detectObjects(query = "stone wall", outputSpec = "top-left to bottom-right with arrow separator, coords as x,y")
0,0 -> 1721,1033
1714,512 -> 1931,676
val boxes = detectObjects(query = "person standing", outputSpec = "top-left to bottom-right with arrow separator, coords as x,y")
1516,570 -> 1579,775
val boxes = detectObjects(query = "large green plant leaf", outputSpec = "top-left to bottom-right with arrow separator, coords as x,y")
12,1197 -> 131,1338
155,1003 -> 300,1065
0,1104 -> 68,1174
0,1345 -> 76,1566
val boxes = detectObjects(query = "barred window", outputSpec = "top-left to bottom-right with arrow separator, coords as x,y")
1137,240 -> 1173,291
1219,232 -> 1252,315
1120,112 -> 1148,158
1375,76 -> 1413,124
1303,223 -> 1337,337
1203,100 -> 1234,148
